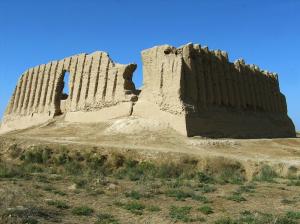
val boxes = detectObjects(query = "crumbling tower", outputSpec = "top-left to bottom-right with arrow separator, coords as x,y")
1,43 -> 296,138
1,51 -> 137,132
134,43 -> 295,138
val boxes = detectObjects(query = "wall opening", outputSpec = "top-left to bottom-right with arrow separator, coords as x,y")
62,71 -> 70,99
59,71 -> 70,115
53,70 -> 70,116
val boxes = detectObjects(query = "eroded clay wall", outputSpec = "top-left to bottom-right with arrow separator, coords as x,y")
139,43 -> 295,138
141,45 -> 184,114
181,43 -> 287,114
2,44 -> 295,137
58,52 -> 136,113
3,51 -> 137,119
141,43 -> 288,116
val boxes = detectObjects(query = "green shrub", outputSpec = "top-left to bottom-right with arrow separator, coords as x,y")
192,194 -> 209,203
35,175 -> 49,183
23,218 -> 39,224
281,198 -> 296,205
111,154 -> 125,168
0,163 -> 24,178
158,163 -> 183,179
73,178 -> 88,188
276,216 -> 297,224
22,149 -> 43,163
42,185 -> 55,192
115,160 -> 157,181
237,183 -> 256,193
216,165 -> 245,184
215,211 -> 298,224
226,192 -> 246,202
2,205 -> 59,223
64,161 -> 82,175
166,178 -> 185,188
52,190 -> 67,196
254,165 -> 278,182
165,189 -> 193,201
165,188 -> 209,202
169,206 -> 193,222
125,190 -> 142,200
238,211 -> 275,223
147,205 -> 161,212
72,206 -> 94,216
21,146 -> 52,164
47,200 -> 69,209
86,154 -> 108,173
287,180 -> 300,186
198,184 -> 216,193
95,213 -> 119,224
286,211 -> 300,219
22,163 -> 44,173
56,152 -> 70,165
8,144 -> 23,158
287,166 -> 298,179
41,147 -> 52,163
123,202 -> 145,215
42,185 -> 66,196
198,205 -> 213,215
197,172 -> 214,184
214,217 -> 237,224
238,211 -> 256,223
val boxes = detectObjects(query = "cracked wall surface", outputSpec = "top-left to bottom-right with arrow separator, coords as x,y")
1,44 -> 296,138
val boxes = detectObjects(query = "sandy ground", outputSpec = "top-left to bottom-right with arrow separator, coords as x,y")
1,115 -> 300,179
1,116 -> 300,224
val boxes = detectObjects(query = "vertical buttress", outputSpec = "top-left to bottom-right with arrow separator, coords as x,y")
202,48 -> 214,106
39,62 -> 52,113
21,68 -> 34,115
45,61 -> 59,113
12,75 -> 24,113
210,52 -> 221,106
17,71 -> 29,114
71,54 -> 86,111
69,56 -> 78,105
87,52 -> 102,104
95,54 -> 110,103
78,55 -> 93,109
194,46 -> 206,109
26,66 -> 40,115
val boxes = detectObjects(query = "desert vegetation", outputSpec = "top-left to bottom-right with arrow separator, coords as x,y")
0,143 -> 300,223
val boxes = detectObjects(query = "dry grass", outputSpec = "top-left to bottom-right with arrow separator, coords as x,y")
0,142 -> 300,223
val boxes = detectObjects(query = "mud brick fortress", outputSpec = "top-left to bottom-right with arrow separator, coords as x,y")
1,43 -> 296,138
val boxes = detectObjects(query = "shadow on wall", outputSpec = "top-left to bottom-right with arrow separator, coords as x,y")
53,70 -> 68,116
185,110 -> 296,138
0,44 -> 296,138
54,70 -> 70,115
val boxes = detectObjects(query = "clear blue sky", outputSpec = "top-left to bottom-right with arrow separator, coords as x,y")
0,0 -> 299,130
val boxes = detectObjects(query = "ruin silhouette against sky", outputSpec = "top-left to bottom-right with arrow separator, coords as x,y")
0,0 -> 299,129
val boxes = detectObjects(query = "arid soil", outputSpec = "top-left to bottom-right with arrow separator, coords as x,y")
0,117 -> 300,223
3,116 -> 300,178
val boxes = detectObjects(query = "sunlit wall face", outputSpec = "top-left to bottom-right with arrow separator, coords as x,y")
0,0 -> 299,130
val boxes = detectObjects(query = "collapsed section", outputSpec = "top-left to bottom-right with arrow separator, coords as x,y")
134,43 -> 295,138
1,44 -> 296,138
1,51 -> 137,132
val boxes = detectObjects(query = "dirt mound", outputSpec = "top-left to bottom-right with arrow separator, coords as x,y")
103,117 -> 169,135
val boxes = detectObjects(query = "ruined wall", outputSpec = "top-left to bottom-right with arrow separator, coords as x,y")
1,51 -> 137,132
140,45 -> 184,114
136,43 -> 295,138
180,43 -> 288,114
1,44 -> 296,138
